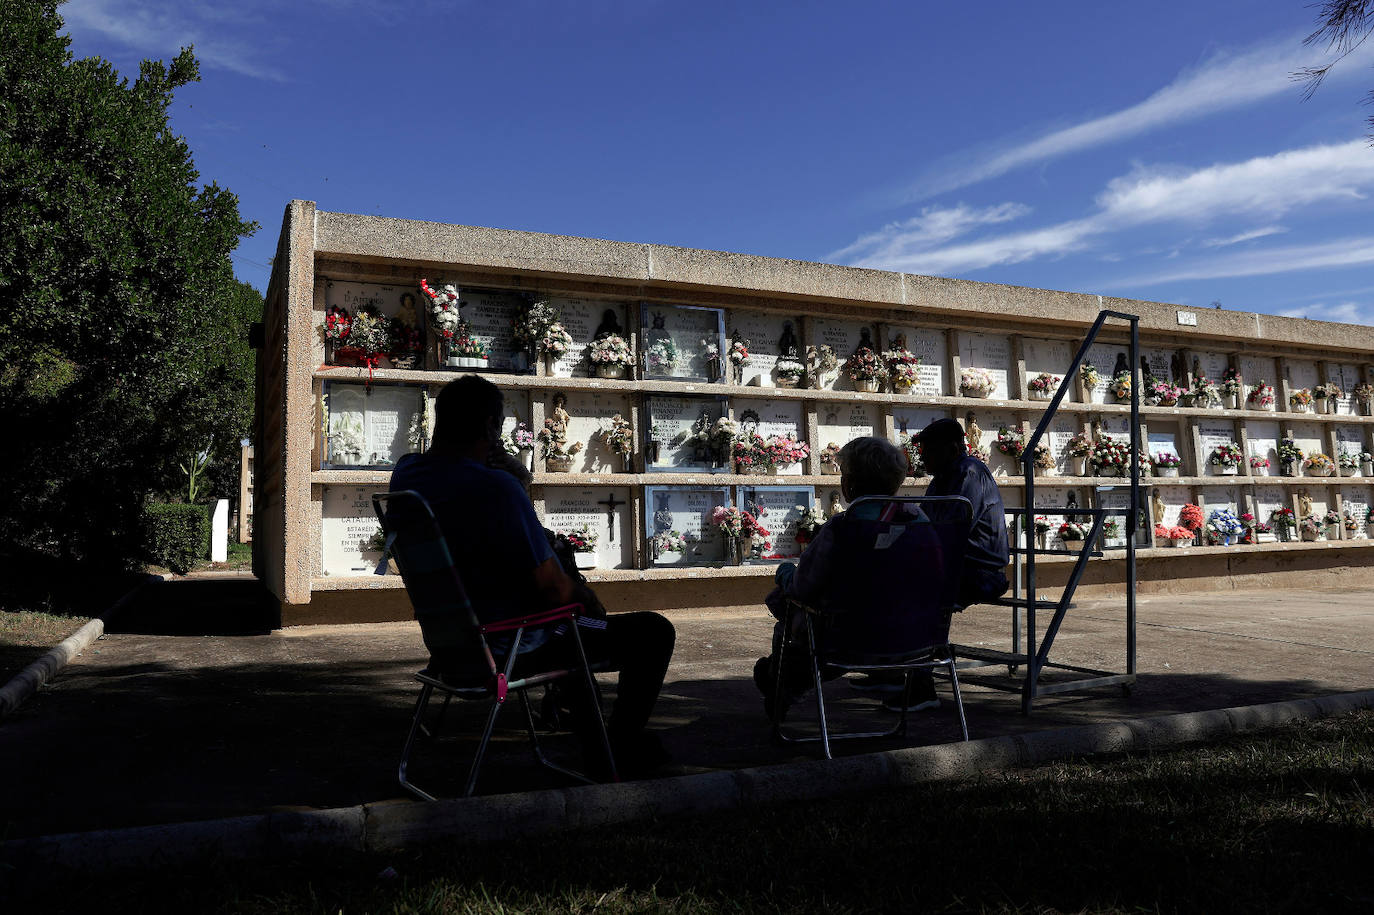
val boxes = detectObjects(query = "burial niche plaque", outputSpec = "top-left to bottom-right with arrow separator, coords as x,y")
543,487 -> 633,569
644,395 -> 729,472
324,382 -> 425,468
321,485 -> 387,576
739,486 -> 815,562
645,486 -> 731,565
547,298 -> 627,378
642,304 -> 725,382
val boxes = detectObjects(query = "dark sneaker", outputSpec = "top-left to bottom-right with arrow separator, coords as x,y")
882,696 -> 940,712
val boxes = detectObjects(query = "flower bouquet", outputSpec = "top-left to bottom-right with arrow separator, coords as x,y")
1153,452 -> 1182,477
1219,367 -> 1243,408
727,336 -> 751,374
1080,362 -> 1103,402
764,434 -> 811,473
711,505 -> 771,562
1238,512 -> 1257,544
1354,381 -> 1374,416
1324,509 -> 1343,538
1189,376 -> 1220,409
994,426 -> 1025,461
701,339 -> 722,382
1279,438 -> 1305,476
1156,524 -> 1195,548
818,442 -> 842,475
1338,451 -> 1361,474
420,279 -> 489,369
1299,513 -> 1324,541
1179,503 -> 1205,536
512,300 -> 569,370
1248,454 -> 1271,476
501,421 -> 536,470
1146,378 -> 1184,406
1206,508 -> 1244,545
1032,515 -> 1053,548
644,337 -> 679,375
793,505 -> 828,548
1304,453 -> 1335,477
585,334 -> 635,378
1027,372 -> 1060,401
959,366 -> 996,398
1208,441 -> 1243,475
1288,388 -> 1313,412
805,344 -> 839,389
732,431 -> 769,474
319,305 -> 353,361
882,348 -> 921,393
1314,381 -> 1343,414
563,524 -> 599,568
1066,432 -> 1093,475
898,434 -> 924,477
1109,370 -> 1133,403
775,354 -> 805,388
1032,442 -> 1055,472
652,529 -> 697,563
1100,516 -> 1122,546
845,346 -> 886,392
1090,438 -> 1135,477
1058,520 -> 1088,544
1271,507 -> 1297,541
1246,381 -> 1276,411
597,414 -> 636,471
1344,511 -> 1362,536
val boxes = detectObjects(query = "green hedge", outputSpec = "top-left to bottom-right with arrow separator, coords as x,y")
143,503 -> 210,574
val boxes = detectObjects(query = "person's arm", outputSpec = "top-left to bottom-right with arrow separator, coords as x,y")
532,555 -> 577,607
494,473 -> 573,609
785,520 -> 840,611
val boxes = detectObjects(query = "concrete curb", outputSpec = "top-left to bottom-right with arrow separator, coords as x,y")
0,575 -> 159,720
5,687 -> 1373,875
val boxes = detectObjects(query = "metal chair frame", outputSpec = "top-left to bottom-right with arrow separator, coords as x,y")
375,490 -> 617,800
770,495 -> 973,758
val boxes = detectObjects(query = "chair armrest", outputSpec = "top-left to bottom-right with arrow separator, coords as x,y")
479,603 -> 585,634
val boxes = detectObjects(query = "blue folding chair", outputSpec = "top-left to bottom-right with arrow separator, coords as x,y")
373,490 -> 616,799
772,495 -> 973,758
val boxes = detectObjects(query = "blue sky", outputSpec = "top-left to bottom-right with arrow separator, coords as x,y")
60,0 -> 1374,324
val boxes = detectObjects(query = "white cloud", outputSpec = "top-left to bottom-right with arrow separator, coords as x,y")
61,0 -> 286,81
900,33 -> 1374,201
1278,302 -> 1369,324
1202,226 -> 1288,248
841,140 -> 1374,276
826,202 -> 1030,263
1111,238 -> 1374,287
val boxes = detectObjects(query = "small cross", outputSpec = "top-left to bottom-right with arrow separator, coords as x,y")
598,492 -> 625,542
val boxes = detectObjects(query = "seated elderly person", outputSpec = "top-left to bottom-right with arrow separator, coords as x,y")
753,436 -> 950,714
917,418 -> 1010,607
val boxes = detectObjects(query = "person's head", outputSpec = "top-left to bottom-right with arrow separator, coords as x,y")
837,437 -> 907,501
916,418 -> 967,476
432,375 -> 504,456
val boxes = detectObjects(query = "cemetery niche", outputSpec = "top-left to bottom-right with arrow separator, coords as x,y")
323,382 -> 426,468
321,485 -> 392,577
645,486 -> 731,566
738,486 -> 815,563
641,304 -> 725,383
643,395 -> 730,472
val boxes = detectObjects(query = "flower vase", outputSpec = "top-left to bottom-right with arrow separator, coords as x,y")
776,376 -> 800,389
543,353 -> 558,376
1029,390 -> 1052,402
706,358 -> 721,383
519,449 -> 534,472
1035,531 -> 1047,551
892,378 -> 913,395
1253,464 -> 1269,477
1086,387 -> 1105,404
655,550 -> 684,565
1218,465 -> 1238,476
1155,466 -> 1180,478
1071,456 -> 1088,477
621,454 -> 635,473
1314,397 -> 1328,414
854,378 -> 880,393
1327,524 -> 1342,541
1363,461 -> 1373,476
820,461 -> 841,476
546,454 -> 574,473
1223,393 -> 1239,409
595,363 -> 626,379
1360,400 -> 1373,417
1282,462 -> 1301,478
646,441 -> 661,465
573,551 -> 597,570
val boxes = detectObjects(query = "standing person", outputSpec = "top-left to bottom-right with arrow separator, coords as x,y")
917,418 -> 1010,607
390,375 -> 675,775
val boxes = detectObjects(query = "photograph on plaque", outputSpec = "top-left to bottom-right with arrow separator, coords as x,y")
321,485 -> 390,577
544,299 -> 629,378
644,395 -> 730,472
323,382 -> 425,468
724,310 -> 804,387
542,486 -> 633,569
738,486 -> 816,563
641,304 -> 725,382
884,325 -> 948,397
645,486 -> 731,565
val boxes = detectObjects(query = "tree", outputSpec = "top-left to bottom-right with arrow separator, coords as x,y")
0,1 -> 258,583
1294,1 -> 1374,138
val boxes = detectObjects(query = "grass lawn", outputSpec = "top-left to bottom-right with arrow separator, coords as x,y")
0,610 -> 92,685
14,709 -> 1374,913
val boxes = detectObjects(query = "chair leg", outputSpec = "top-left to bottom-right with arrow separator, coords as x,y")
568,620 -> 618,784
423,692 -> 453,740
399,682 -> 437,802
946,658 -> 969,741
806,618 -> 833,760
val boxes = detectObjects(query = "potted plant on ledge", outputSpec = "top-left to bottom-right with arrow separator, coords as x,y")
1289,388 -> 1314,413
1354,381 -> 1374,416
1304,453 -> 1335,477
1246,381 -> 1276,411
1248,454 -> 1271,477
1208,442 -> 1243,476
565,525 -> 599,569
1153,452 -> 1182,477
1027,372 -> 1059,401
1278,439 -> 1305,477
844,346 -> 886,393
959,366 -> 996,399
585,335 -> 635,379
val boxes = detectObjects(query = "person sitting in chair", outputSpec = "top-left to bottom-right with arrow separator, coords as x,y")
390,375 -> 676,775
754,437 -> 947,714
916,417 -> 1010,608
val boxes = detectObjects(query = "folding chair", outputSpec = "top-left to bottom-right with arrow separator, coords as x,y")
772,495 -> 973,758
373,490 -> 617,800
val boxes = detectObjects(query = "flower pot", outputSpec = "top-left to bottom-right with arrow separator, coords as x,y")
1326,524 -> 1342,540
776,376 -> 801,389
448,355 -> 488,369
595,363 -> 627,379
1087,388 -> 1105,404
854,378 -> 881,393
1029,390 -> 1053,401
519,448 -> 534,472
1169,538 -> 1191,548
1035,531 -> 1048,551
1158,396 -> 1178,407
1216,465 -> 1238,475
655,550 -> 685,565
1301,529 -> 1320,542
573,551 -> 597,570
1223,393 -> 1239,409
1363,461 -> 1373,476
1252,464 -> 1269,477
543,353 -> 558,376
892,378 -> 913,395
646,441 -> 661,465
1155,466 -> 1180,478
739,464 -> 770,475
961,386 -> 992,399
545,454 -> 574,473
1071,456 -> 1088,477
1360,401 -> 1373,417
820,462 -> 841,476
1308,467 -> 1333,477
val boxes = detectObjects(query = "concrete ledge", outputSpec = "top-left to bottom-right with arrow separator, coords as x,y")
6,688 -> 1373,877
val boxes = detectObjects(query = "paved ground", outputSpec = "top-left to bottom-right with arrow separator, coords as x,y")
2,578 -> 1372,840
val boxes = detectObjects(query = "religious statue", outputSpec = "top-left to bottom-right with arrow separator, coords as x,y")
652,492 -> 672,534
857,327 -> 874,350
964,411 -> 982,456
1112,352 -> 1130,378
644,311 -> 676,375
827,490 -> 844,519
1151,489 -> 1165,526
539,392 -> 583,468
1170,351 -> 1185,384
549,393 -> 570,434
690,410 -> 714,464
1299,489 -> 1314,518
1192,355 -> 1202,380
778,321 -> 800,358
593,308 -> 623,340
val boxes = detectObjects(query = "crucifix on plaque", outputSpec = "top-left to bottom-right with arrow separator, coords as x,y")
598,492 -> 625,542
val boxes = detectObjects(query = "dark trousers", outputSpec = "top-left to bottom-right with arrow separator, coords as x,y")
516,611 -> 675,739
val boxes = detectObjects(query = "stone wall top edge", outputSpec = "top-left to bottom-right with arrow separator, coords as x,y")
302,204 -> 1374,354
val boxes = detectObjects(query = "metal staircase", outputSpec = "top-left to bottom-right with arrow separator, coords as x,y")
953,309 -> 1140,713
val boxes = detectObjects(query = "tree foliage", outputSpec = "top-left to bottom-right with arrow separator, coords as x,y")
1295,0 -> 1374,138
0,1 -> 259,578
